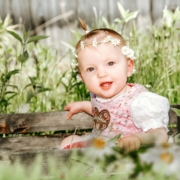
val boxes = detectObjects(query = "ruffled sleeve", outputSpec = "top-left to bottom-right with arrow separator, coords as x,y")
130,92 -> 170,132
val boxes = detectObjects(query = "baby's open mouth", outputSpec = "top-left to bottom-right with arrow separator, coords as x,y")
100,82 -> 112,90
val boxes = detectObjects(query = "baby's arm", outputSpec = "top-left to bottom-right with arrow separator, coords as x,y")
119,91 -> 170,152
64,101 -> 92,119
117,127 -> 168,152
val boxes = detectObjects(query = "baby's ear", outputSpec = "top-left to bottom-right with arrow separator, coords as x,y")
127,59 -> 134,77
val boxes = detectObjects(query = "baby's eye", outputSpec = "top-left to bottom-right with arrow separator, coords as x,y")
87,67 -> 94,72
107,61 -> 115,66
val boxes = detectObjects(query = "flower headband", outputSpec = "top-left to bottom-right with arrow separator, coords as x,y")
71,35 -> 136,73
72,35 -> 136,59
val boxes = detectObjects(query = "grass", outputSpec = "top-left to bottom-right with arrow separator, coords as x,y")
0,5 -> 180,114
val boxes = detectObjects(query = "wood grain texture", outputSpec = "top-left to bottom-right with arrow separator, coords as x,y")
0,111 -> 93,134
0,106 -> 179,168
1,0 -> 180,28
0,107 -> 179,134
0,136 -> 71,170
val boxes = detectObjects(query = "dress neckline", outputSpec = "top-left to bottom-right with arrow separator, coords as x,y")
96,84 -> 135,103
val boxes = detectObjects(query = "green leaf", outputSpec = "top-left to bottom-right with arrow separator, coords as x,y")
117,2 -> 127,19
7,92 -> 17,101
102,17 -> 111,28
36,87 -> 52,94
27,35 -> 48,44
5,84 -> 19,90
18,51 -> 29,63
4,91 -> 17,95
114,18 -> 123,24
6,30 -> 22,43
171,108 -> 180,116
23,83 -> 35,90
1,69 -> 20,82
0,98 -> 9,106
3,15 -> 12,28
23,28 -> 30,42
125,11 -> 139,23
108,133 -> 121,143
28,76 -> 37,84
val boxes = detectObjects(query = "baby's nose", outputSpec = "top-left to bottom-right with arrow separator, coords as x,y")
97,67 -> 107,77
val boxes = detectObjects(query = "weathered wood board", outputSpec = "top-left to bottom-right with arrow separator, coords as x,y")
0,105 -> 179,168
0,111 -> 93,134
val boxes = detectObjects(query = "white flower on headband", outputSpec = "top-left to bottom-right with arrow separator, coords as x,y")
92,38 -> 98,47
122,46 -> 136,60
80,41 -> 85,50
111,38 -> 121,46
103,36 -> 120,46
72,36 -> 136,61
103,35 -> 112,43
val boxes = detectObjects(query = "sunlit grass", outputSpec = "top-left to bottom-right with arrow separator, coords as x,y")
1,5 -> 180,114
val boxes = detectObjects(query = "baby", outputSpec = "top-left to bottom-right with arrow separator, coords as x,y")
60,21 -> 170,152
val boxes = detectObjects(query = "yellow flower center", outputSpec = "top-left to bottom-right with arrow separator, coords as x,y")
92,137 -> 106,149
160,152 -> 174,164
161,143 -> 170,149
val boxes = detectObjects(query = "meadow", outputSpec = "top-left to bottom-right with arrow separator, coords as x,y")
0,3 -> 180,114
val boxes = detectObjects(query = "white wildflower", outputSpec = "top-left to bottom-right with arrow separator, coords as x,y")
71,49 -> 77,58
71,59 -> 78,68
139,143 -> 180,176
84,135 -> 115,160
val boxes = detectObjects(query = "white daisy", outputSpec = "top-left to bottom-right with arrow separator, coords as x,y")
139,143 -> 180,176
122,46 -> 136,60
83,135 -> 119,160
111,38 -> 121,46
122,46 -> 130,55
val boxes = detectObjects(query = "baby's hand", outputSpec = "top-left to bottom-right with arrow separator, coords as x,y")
64,102 -> 83,119
117,135 -> 142,152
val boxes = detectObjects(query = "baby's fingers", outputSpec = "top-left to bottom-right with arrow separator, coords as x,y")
66,111 -> 74,119
64,105 -> 70,111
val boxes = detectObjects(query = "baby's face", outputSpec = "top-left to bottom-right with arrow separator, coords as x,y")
78,43 -> 134,99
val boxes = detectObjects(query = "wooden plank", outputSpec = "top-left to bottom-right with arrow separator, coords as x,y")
0,136 -> 71,170
1,0 -> 180,28
0,111 -> 93,134
0,136 -> 63,153
1,135 -> 180,170
0,106 -> 179,134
